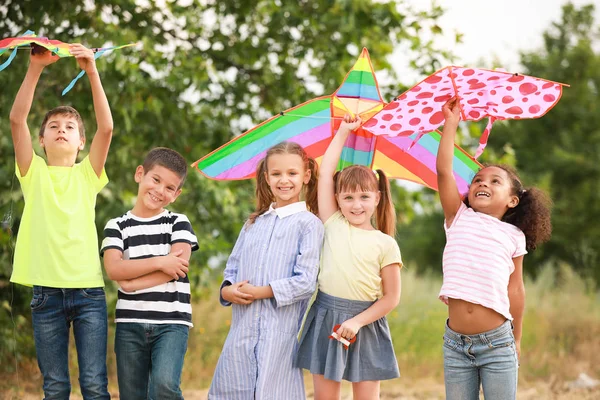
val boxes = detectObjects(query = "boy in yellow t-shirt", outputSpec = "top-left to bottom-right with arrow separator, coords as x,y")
9,44 -> 113,399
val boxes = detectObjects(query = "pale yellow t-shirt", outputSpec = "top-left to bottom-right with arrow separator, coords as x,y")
11,154 -> 108,288
318,211 -> 402,301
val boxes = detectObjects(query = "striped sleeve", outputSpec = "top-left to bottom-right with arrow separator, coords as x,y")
270,217 -> 324,307
220,222 -> 248,306
512,230 -> 527,258
444,202 -> 467,233
172,214 -> 199,251
101,218 -> 124,256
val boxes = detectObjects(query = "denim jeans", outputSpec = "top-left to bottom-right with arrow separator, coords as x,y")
115,322 -> 189,400
443,319 -> 519,400
31,286 -> 110,400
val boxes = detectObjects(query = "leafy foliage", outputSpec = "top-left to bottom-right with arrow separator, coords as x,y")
400,3 -> 600,281
488,3 -> 600,281
0,0 -> 450,370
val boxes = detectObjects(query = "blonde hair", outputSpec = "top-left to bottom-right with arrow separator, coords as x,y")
334,165 -> 396,236
248,142 -> 319,224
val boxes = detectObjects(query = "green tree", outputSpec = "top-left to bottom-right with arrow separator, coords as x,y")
398,3 -> 600,281
0,0 -> 453,369
489,2 -> 600,281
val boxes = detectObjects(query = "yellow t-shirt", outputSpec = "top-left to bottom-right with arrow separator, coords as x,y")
318,211 -> 402,301
11,154 -> 108,288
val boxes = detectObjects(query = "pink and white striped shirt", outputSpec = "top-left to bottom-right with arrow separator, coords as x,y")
439,202 -> 527,320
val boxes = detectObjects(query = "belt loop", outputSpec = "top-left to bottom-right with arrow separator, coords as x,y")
479,333 -> 489,345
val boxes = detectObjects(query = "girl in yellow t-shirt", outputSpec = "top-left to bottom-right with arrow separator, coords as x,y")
295,114 -> 402,399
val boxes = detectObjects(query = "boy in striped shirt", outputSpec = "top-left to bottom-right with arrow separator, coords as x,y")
101,147 -> 198,399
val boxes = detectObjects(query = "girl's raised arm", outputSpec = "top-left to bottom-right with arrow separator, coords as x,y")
436,98 -> 463,226
318,115 -> 361,223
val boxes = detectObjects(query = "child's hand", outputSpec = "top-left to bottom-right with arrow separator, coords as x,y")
338,114 -> 362,134
29,44 -> 60,68
238,283 -> 257,298
69,43 -> 97,74
222,281 -> 254,305
442,96 -> 461,126
157,249 -> 189,280
336,318 -> 363,341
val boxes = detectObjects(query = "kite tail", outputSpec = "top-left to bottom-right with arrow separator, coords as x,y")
0,30 -> 35,71
475,117 -> 496,158
407,131 -> 426,151
61,49 -> 106,96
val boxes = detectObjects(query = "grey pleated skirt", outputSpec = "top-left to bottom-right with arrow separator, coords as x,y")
294,291 -> 400,382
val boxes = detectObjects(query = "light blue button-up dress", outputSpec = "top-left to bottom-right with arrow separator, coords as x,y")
209,202 -> 324,400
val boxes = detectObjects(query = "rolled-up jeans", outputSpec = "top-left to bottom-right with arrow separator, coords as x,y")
443,319 -> 518,400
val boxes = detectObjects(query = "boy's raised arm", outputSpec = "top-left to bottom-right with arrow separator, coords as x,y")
9,49 -> 59,177
70,44 -> 114,177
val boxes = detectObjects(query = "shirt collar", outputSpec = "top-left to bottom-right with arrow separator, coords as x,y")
262,201 -> 307,219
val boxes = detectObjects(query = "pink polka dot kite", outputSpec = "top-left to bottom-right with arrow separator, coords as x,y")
363,66 -> 568,157
194,48 -> 567,196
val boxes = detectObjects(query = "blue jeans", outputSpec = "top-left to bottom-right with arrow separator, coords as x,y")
443,319 -> 519,400
31,286 -> 110,400
115,322 -> 189,400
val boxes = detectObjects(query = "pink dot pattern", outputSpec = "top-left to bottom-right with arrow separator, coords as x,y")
362,67 -> 565,137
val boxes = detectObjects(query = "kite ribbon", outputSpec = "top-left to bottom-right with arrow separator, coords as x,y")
475,117 -> 496,159
0,30 -> 35,71
61,49 -> 106,96
61,43 -> 138,95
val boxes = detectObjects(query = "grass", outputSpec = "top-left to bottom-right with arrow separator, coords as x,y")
185,264 -> 600,391
2,264 -> 599,398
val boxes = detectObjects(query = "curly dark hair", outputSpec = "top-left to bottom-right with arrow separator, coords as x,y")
464,164 -> 552,251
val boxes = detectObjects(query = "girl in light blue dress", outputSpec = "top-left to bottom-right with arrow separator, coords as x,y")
209,142 -> 324,400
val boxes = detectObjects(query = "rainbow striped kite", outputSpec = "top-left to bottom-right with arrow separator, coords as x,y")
0,31 -> 138,95
193,48 -> 482,194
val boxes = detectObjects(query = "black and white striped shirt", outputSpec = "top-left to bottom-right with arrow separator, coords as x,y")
101,210 -> 199,326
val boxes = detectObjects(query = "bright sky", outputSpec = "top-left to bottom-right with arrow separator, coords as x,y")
401,0 -> 599,74
389,0 -> 598,191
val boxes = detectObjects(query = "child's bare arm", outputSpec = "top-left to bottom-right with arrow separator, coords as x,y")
318,114 -> 362,222
9,49 -> 59,176
114,243 -> 193,292
118,271 -> 174,292
437,97 -> 463,226
508,255 -> 525,360
70,44 -> 114,177
103,246 -> 189,281
335,263 -> 401,340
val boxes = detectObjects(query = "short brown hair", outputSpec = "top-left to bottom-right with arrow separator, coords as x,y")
39,106 -> 85,139
142,147 -> 188,188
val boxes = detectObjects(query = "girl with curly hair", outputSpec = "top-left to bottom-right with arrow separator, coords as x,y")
436,97 -> 552,400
